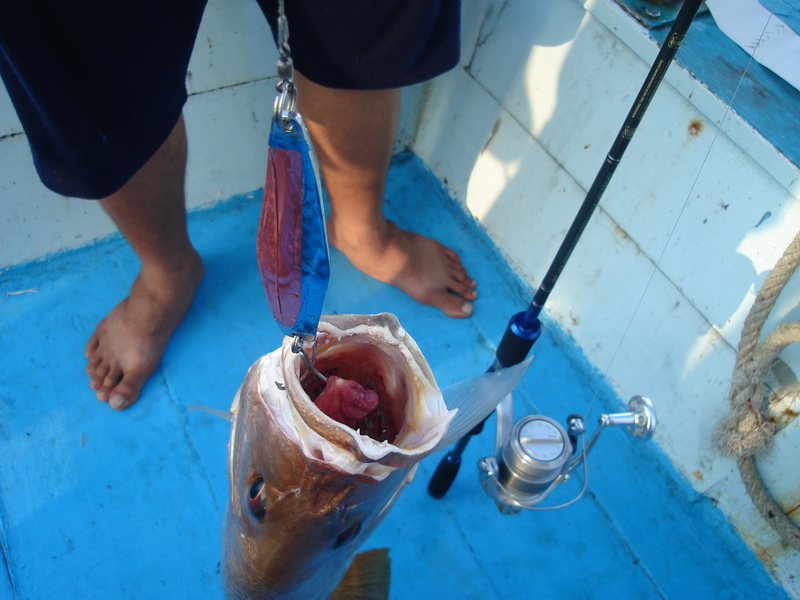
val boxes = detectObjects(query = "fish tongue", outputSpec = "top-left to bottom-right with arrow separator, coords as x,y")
315,375 -> 379,429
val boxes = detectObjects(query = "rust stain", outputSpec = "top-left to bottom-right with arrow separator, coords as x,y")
612,222 -> 631,243
767,404 -> 800,426
738,512 -> 799,570
752,543 -> 778,571
693,470 -> 703,482
688,119 -> 703,137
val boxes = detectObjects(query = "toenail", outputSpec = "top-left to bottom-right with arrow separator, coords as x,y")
110,394 -> 127,410
461,302 -> 474,316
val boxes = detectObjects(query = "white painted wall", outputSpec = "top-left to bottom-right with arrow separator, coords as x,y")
412,0 -> 800,594
0,0 -> 422,268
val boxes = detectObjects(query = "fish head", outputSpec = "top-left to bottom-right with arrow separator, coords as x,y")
224,313 -> 455,599
225,362 -> 381,599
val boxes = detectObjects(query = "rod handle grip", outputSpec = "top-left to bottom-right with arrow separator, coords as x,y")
427,452 -> 462,499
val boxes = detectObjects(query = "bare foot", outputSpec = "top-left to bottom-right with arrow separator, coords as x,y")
328,219 -> 477,318
85,250 -> 203,409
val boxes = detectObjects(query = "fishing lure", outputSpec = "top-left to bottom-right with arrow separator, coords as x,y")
256,3 -> 329,340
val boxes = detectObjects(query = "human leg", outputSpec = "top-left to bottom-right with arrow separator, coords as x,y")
1,3 -> 208,408
294,72 -> 476,318
85,115 -> 203,409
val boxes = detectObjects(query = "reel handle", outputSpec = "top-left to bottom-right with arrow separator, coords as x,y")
599,396 -> 657,440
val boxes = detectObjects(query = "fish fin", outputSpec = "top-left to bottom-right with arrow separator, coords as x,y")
327,548 -> 390,600
186,403 -> 233,421
437,358 -> 532,449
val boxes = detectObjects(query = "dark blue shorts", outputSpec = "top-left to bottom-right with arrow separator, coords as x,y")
0,1 -> 460,199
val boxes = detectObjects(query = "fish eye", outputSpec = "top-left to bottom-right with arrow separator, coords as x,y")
333,520 -> 362,549
248,476 -> 267,521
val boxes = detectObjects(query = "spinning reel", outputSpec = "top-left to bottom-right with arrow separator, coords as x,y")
478,395 -> 657,513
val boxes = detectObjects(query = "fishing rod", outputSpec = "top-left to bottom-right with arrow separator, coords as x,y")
428,0 -> 705,503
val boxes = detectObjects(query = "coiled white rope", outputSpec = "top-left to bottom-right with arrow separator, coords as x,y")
715,229 -> 800,551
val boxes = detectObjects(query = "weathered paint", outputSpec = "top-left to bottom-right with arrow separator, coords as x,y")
414,0 -> 800,594
0,154 -> 788,599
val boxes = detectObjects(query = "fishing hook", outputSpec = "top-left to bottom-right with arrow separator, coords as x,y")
292,335 -> 328,384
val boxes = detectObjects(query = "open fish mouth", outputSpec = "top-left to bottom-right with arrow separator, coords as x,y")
281,313 -> 455,469
299,339 -> 401,443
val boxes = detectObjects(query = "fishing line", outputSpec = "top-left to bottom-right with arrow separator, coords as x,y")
581,12 -> 773,422
519,430 -> 590,511
429,0 -> 709,500
428,0 -> 783,502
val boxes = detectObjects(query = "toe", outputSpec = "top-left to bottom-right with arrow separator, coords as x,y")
448,277 -> 477,300
93,360 -> 111,383
443,247 -> 463,264
87,351 -> 104,370
446,266 -> 478,300
109,393 -> 130,410
93,364 -> 120,402
108,369 -> 147,410
102,366 -> 123,392
429,290 -> 474,318
448,264 -> 472,284
85,333 -> 99,358
445,255 -> 476,289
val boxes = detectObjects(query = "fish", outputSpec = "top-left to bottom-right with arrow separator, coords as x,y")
222,313 -> 455,600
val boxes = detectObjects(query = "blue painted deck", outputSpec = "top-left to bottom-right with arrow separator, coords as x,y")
0,154 -> 788,599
